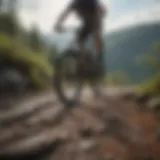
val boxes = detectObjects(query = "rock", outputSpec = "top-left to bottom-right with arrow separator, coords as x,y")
103,154 -> 115,160
0,68 -> 29,94
58,131 -> 69,141
135,93 -> 152,104
122,91 -> 137,100
101,114 -> 118,134
147,98 -> 160,111
136,156 -> 153,160
156,129 -> 160,142
0,138 -> 62,160
78,140 -> 96,152
79,126 -> 94,138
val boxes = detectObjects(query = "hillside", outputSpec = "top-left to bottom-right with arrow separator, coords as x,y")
105,22 -> 160,84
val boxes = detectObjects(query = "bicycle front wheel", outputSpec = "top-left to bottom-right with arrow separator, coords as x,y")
53,50 -> 83,107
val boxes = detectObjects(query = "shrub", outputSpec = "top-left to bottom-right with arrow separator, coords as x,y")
0,33 -> 53,90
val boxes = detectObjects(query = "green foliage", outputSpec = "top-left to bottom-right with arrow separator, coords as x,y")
0,13 -> 19,36
137,42 -> 160,70
0,33 -> 53,89
145,56 -> 160,70
138,43 -> 160,95
26,24 -> 46,53
105,71 -> 129,85
0,0 -> 20,36
137,74 -> 160,96
0,0 -> 56,91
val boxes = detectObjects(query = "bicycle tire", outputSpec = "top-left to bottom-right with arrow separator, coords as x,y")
53,49 -> 83,107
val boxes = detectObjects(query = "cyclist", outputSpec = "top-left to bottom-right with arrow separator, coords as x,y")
54,0 -> 107,74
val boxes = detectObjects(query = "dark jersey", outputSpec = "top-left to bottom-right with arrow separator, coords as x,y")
69,0 -> 99,21
71,0 -> 98,12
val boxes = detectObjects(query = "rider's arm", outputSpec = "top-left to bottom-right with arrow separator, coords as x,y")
55,2 -> 75,29
55,9 -> 71,28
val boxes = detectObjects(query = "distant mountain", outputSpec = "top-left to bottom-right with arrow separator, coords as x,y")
44,22 -> 160,84
105,22 -> 160,84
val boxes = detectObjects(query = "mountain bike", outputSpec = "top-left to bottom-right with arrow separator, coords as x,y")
53,28 -> 106,107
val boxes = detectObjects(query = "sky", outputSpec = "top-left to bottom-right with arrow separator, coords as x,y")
18,0 -> 160,33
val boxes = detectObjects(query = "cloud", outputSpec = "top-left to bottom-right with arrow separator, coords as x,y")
18,0 -> 81,31
107,1 -> 160,32
18,0 -> 160,33
18,0 -> 110,32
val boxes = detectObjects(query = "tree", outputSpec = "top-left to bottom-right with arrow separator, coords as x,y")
48,46 -> 58,64
27,24 -> 45,52
0,0 -> 19,36
0,0 -> 3,12
0,0 -> 17,13
0,13 -> 19,36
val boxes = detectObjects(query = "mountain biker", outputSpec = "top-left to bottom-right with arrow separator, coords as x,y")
54,0 -> 107,73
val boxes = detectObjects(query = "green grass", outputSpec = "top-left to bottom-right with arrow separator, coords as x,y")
0,33 -> 53,89
137,73 -> 160,96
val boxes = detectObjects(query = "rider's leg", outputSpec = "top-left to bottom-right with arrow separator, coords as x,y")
77,23 -> 90,51
76,24 -> 90,64
92,29 -> 105,76
90,14 -> 105,75
92,29 -> 104,62
90,16 -> 104,66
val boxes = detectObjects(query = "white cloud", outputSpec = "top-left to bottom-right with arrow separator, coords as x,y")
107,2 -> 160,32
18,0 -> 81,32
18,0 -> 160,33
18,0 -> 110,32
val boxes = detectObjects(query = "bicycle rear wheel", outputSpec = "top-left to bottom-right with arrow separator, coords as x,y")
53,50 -> 83,107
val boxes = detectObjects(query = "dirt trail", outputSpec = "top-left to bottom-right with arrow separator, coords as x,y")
0,88 -> 159,160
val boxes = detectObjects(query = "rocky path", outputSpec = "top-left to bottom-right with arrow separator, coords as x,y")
0,88 -> 159,160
